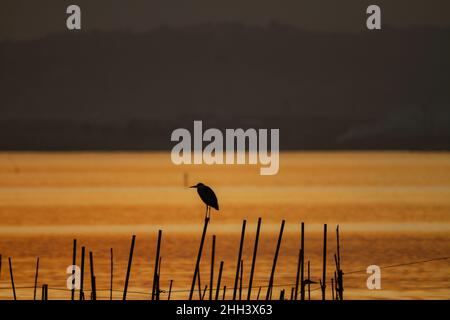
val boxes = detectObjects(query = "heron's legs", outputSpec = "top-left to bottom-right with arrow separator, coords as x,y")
205,205 -> 208,219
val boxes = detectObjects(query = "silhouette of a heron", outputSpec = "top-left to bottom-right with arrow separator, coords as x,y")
190,183 -> 219,219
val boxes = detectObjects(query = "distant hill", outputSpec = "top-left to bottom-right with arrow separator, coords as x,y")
1,23 -> 449,150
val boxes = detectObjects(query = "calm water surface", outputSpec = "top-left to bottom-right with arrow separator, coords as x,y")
0,152 -> 449,299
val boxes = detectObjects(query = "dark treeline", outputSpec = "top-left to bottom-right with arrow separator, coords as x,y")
1,23 -> 449,150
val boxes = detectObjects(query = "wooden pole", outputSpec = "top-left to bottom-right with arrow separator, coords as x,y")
233,219 -> 246,300
123,234 -> 136,300
294,249 -> 301,300
79,246 -> 85,300
110,248 -> 113,300
197,268 -> 202,300
210,235 -> 215,300
300,222 -> 305,300
202,285 -> 208,300
41,284 -> 45,300
331,278 -> 335,300
215,261 -> 224,300
33,257 -> 39,300
256,286 -> 261,300
91,276 -> 96,300
222,286 -> 226,300
156,256 -> 162,300
71,239 -> 77,300
290,287 -> 294,300
89,251 -> 96,300
322,224 -> 327,300
308,260 -> 311,300
152,230 -> 162,300
8,257 -> 16,300
266,220 -> 285,300
239,259 -> 244,300
168,280 -> 173,300
189,217 -> 210,300
247,217 -> 261,300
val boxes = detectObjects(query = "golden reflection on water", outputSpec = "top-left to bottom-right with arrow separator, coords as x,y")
0,152 -> 449,300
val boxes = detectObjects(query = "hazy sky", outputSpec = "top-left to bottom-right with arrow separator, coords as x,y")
1,0 -> 450,41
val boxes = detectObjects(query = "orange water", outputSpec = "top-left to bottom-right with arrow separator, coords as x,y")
0,152 -> 449,300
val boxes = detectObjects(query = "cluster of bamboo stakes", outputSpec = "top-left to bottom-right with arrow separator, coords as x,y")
0,217 -> 344,301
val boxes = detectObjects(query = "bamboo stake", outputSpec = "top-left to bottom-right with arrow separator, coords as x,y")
110,248 -> 113,300
280,289 -> 285,300
222,285 -> 226,300
202,285 -> 208,300
256,286 -> 261,300
247,217 -> 261,300
266,220 -> 285,300
8,257 -> 16,300
197,268 -> 202,300
91,276 -> 96,301
307,260 -> 311,300
300,222 -> 305,300
215,261 -> 224,300
322,224 -> 327,300
210,235 -> 215,300
233,219 -> 246,300
189,217 -> 210,300
79,246 -> 85,300
156,256 -> 162,300
294,249 -> 301,300
168,280 -> 173,300
71,239 -> 77,300
152,230 -> 162,300
331,278 -> 335,300
33,257 -> 39,300
89,251 -> 96,300
290,287 -> 294,300
239,259 -> 243,300
123,234 -> 136,300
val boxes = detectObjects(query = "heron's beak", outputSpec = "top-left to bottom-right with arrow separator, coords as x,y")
189,185 -> 196,188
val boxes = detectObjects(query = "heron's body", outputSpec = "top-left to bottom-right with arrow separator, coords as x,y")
190,183 -> 219,218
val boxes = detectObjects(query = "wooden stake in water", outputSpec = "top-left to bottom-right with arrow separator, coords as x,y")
300,222 -> 305,300
215,261 -> 224,300
280,289 -> 285,300
239,259 -> 244,300
322,224 -> 327,300
247,217 -> 262,300
222,286 -> 226,300
156,256 -> 162,300
152,230 -> 162,300
33,257 -> 39,300
331,278 -> 335,300
256,286 -> 261,300
123,234 -> 136,300
210,235 -> 216,300
266,220 -> 285,300
197,268 -> 202,300
233,219 -> 246,300
294,249 -> 301,301
79,246 -> 85,300
71,239 -> 77,300
307,260 -> 311,300
202,285 -> 208,300
110,248 -> 113,300
189,217 -> 210,300
168,280 -> 173,300
8,257 -> 16,300
89,251 -> 96,300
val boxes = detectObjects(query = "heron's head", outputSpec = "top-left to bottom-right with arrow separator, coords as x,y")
189,182 -> 205,189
